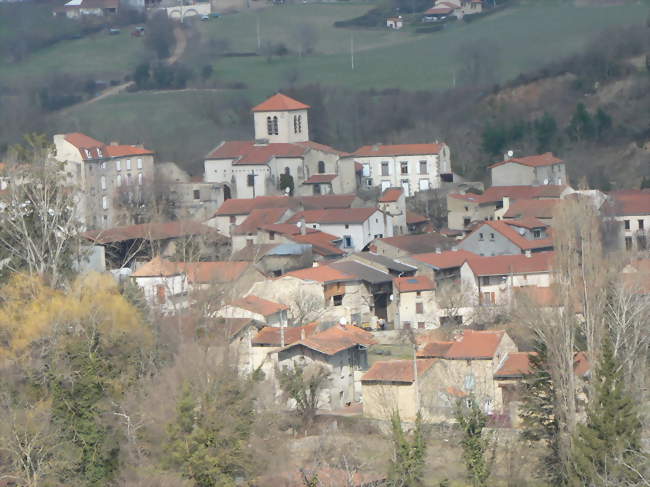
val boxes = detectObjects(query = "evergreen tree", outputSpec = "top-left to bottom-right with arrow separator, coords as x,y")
388,411 -> 426,487
640,176 -> 650,189
594,108 -> 612,139
519,341 -> 567,485
570,335 -> 642,486
567,103 -> 596,142
534,112 -> 558,153
455,398 -> 493,487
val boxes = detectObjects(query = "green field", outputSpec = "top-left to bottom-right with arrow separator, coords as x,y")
45,2 -> 646,164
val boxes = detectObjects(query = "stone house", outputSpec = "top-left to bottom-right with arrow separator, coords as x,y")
458,219 -> 553,256
52,133 -> 155,230
362,359 -> 439,422
286,207 -> 393,252
489,152 -> 566,187
605,190 -> 650,252
52,0 -> 118,18
230,207 -> 295,252
393,276 -> 438,330
351,143 -> 452,196
250,322 -> 319,376
460,251 -> 555,306
231,241 -> 315,277
369,232 -> 455,258
278,324 -> 376,410
204,94 -> 356,199
216,294 -> 289,327
211,318 -> 264,376
378,187 -> 407,235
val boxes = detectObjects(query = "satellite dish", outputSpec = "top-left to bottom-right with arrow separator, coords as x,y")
518,228 -> 526,236
339,317 -> 348,325
543,178 -> 549,185
507,150 -> 514,158
284,187 -> 291,195
296,221 -> 303,228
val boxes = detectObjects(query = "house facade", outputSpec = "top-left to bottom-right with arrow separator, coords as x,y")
458,220 -> 553,256
489,152 -> 566,187
606,190 -> 650,252
53,133 -> 155,230
351,143 -> 452,196
393,276 -> 438,330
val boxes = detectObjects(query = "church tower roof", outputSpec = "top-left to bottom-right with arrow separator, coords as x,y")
252,93 -> 310,112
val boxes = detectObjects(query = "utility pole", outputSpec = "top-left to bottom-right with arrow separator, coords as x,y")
350,34 -> 355,70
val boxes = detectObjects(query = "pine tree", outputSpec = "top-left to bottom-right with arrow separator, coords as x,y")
388,411 -> 426,487
567,103 -> 596,142
519,341 -> 568,485
570,335 -> 642,486
455,398 -> 493,487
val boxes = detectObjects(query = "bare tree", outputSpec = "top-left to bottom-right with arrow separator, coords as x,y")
291,24 -> 318,58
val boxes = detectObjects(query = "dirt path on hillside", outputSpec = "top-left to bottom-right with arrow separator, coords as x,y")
61,26 -> 188,112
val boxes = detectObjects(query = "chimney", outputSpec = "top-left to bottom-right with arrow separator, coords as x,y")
110,141 -> 119,146
435,247 -> 442,254
525,250 -> 532,258
502,196 -> 510,212
229,222 -> 236,236
300,328 -> 305,340
451,246 -> 458,252
299,217 -> 307,235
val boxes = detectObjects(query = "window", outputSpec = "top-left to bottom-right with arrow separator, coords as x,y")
102,196 -> 108,210
416,302 -> 424,314
137,158 -> 142,169
272,116 -> 279,135
533,229 -> 541,239
381,161 -> 389,176
479,232 -> 484,241
624,220 -> 631,230
116,175 -> 122,187
419,179 -> 430,191
418,322 -> 425,329
481,276 -> 490,286
138,173 -> 143,186
284,166 -> 290,175
344,224 -> 349,229
229,216 -> 236,224
293,115 -> 298,134
100,161 -> 106,169
481,292 -> 496,305
269,231 -> 275,241
419,160 -> 428,174
489,233 -> 495,241
126,159 -> 132,170
156,284 -> 166,304
333,295 -> 343,306
400,161 -> 408,174
97,148 -> 103,158
318,160 -> 325,174
403,322 -> 411,330
85,149 -> 92,159
463,217 -> 471,227
416,291 -> 421,297
193,189 -> 200,200
343,235 -> 353,248
115,160 -> 121,171
267,116 -> 273,135
127,173 -> 132,186
100,176 -> 106,191
366,179 -> 373,187
247,174 -> 255,187
297,115 -> 302,133
625,236 -> 633,250
637,235 -> 647,250
639,219 -> 645,230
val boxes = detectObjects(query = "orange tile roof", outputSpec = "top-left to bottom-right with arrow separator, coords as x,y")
181,261 -> 251,284
258,223 -> 317,235
445,330 -> 506,360
362,359 -> 437,383
375,233 -> 454,254
494,352 -> 535,379
503,198 -> 560,219
608,190 -> 650,216
394,275 -> 435,292
489,152 -> 563,169
206,141 -> 307,165
230,295 -> 288,316
416,341 -> 454,358
214,196 -> 297,216
475,220 -> 553,250
282,324 -> 376,356
233,207 -> 289,234
288,231 -> 345,257
131,256 -> 181,277
252,322 -> 319,346
287,207 -> 377,225
252,93 -> 310,112
502,217 -> 548,230
104,145 -> 153,157
294,140 -> 345,156
352,143 -> 443,157
83,220 -> 222,244
64,132 -> 103,149
411,249 -> 477,269
406,211 -> 429,225
466,251 -> 555,276
379,187 -> 403,202
299,194 -> 357,209
449,185 -> 567,206
285,265 -> 354,283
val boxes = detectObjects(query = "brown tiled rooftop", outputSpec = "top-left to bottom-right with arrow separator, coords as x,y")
362,359 -> 437,383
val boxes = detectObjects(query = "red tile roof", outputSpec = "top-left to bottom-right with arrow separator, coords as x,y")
214,196 -> 297,216
502,217 -> 548,230
282,324 -> 376,356
230,295 -> 288,316
608,190 -> 650,216
83,220 -> 222,244
424,6 -> 454,14
288,232 -> 345,257
475,220 -> 553,251
294,140 -> 345,156
131,256 -> 182,277
375,233 -> 454,254
493,352 -> 535,379
64,132 -> 104,149
285,265 -> 354,283
394,275 -> 435,292
252,93 -> 310,112
104,145 -> 153,157
406,211 -> 429,225
362,359 -> 437,383
411,249 -> 477,269
252,322 -> 319,346
445,330 -> 506,360
379,187 -> 403,203
466,251 -> 555,276
299,194 -> 357,209
503,199 -> 560,219
182,261 -> 251,284
417,341 -> 455,358
303,174 -> 337,184
206,141 -> 306,165
489,152 -> 563,169
259,223 -> 318,236
232,207 -> 289,234
287,207 -> 377,225
352,143 -> 443,157
449,185 -> 567,206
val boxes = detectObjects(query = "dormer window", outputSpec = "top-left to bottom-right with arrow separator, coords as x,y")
116,160 -> 121,171
97,148 -> 103,158
85,149 -> 92,159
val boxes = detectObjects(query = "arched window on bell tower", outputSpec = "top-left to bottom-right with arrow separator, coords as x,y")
267,116 -> 273,136
272,116 -> 279,135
